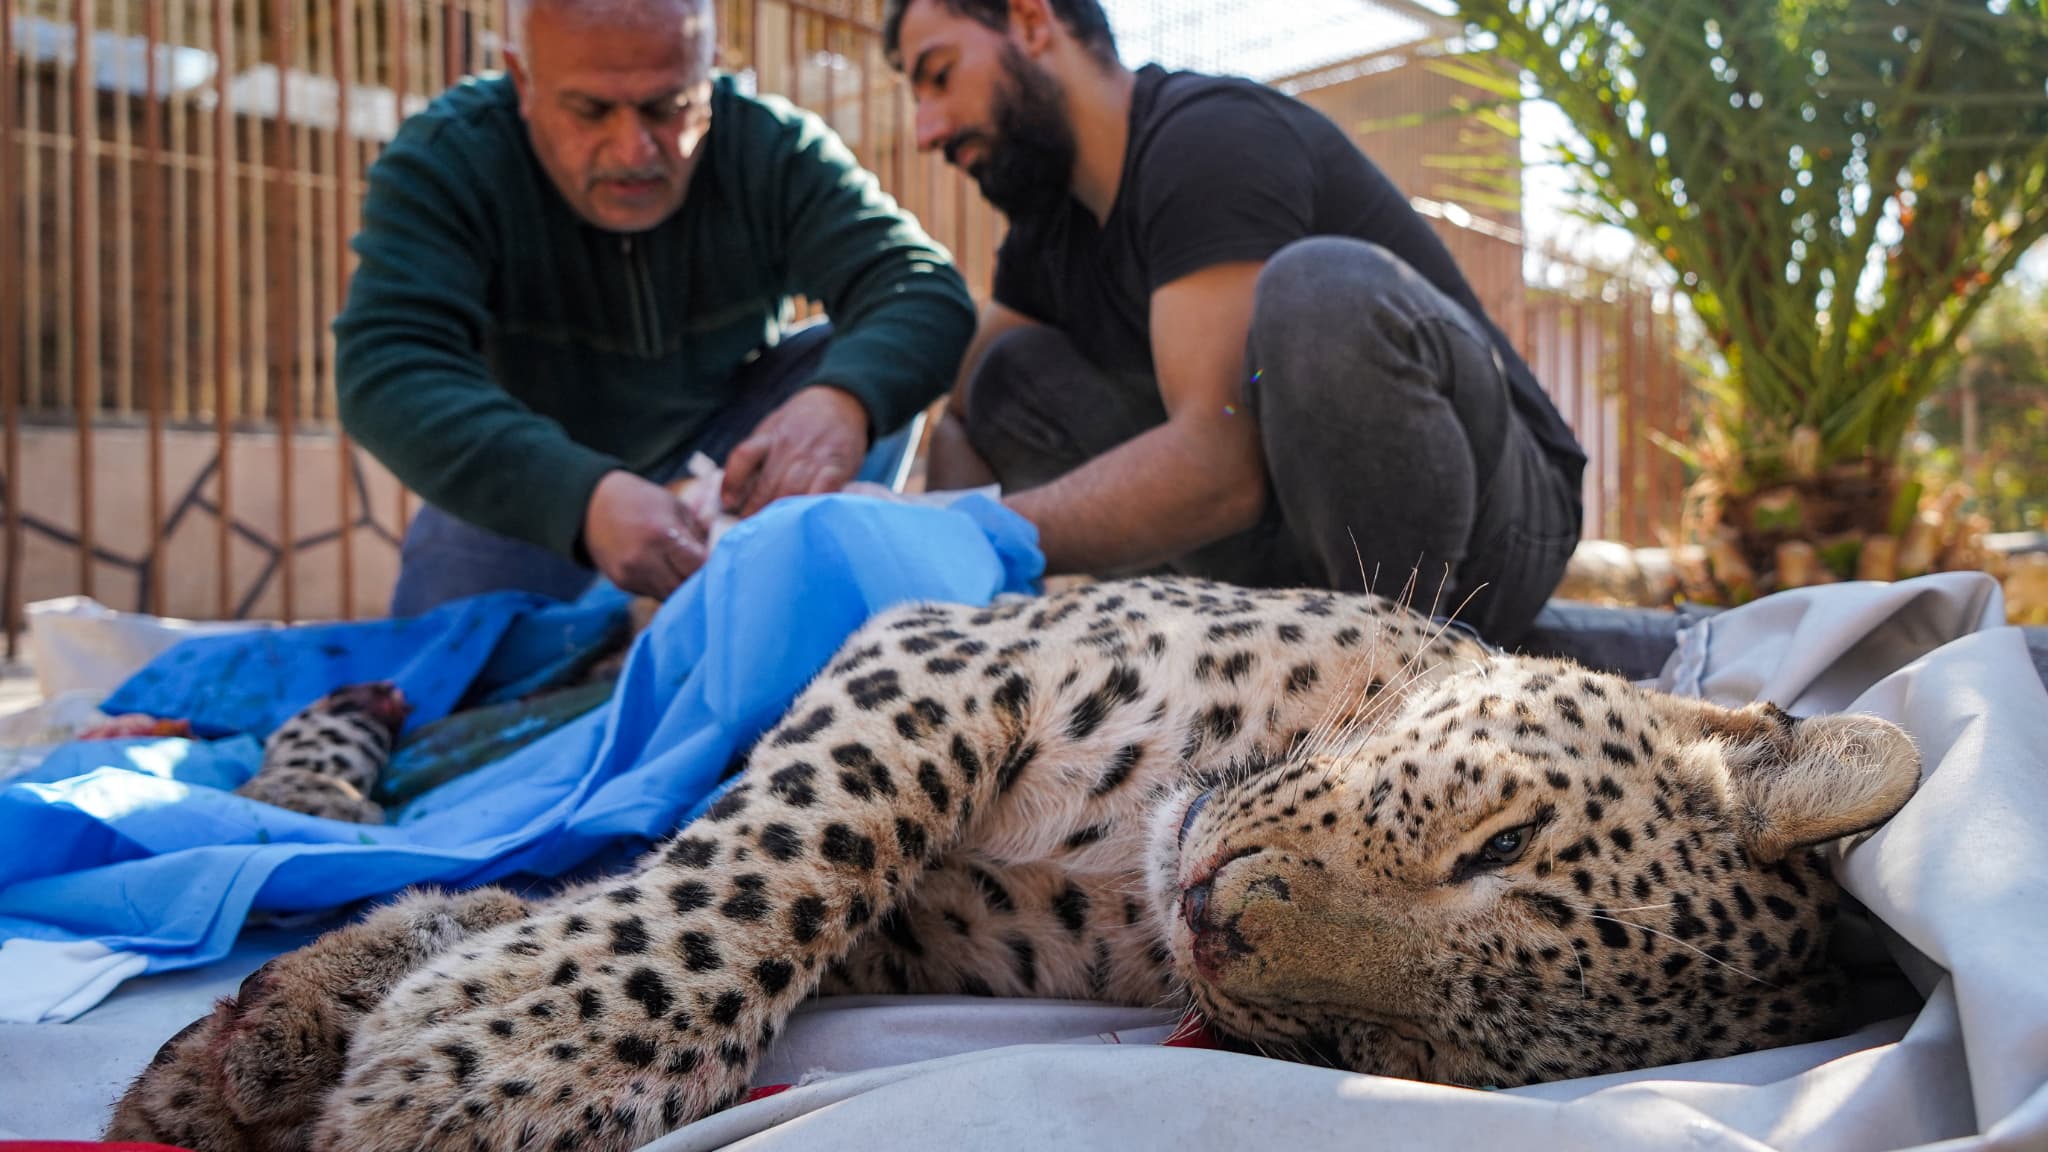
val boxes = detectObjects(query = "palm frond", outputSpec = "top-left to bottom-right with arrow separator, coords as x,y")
1447,0 -> 2048,487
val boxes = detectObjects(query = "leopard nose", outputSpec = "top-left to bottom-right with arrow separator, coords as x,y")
1182,878 -> 1212,935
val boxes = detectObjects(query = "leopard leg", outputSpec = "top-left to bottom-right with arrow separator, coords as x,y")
823,856 -> 1173,1008
235,767 -> 385,825
310,603 -> 1085,1151
104,885 -> 533,1151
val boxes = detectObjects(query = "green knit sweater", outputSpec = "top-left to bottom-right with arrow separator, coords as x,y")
334,73 -> 975,559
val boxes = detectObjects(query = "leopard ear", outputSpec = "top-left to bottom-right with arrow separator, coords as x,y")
1680,699 -> 1922,861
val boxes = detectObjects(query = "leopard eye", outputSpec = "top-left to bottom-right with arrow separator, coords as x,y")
1480,825 -> 1532,866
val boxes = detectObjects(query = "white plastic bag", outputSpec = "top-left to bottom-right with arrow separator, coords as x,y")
25,596 -> 271,701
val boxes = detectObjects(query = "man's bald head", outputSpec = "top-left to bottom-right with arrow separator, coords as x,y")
504,0 -> 719,232
507,0 -> 717,74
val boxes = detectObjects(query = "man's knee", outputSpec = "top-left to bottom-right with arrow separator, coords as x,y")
1250,236 -> 1500,430
962,325 -> 1080,433
1253,237 -> 1413,333
1248,238 -> 1436,423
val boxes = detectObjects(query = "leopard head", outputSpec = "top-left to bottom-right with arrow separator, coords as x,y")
1148,654 -> 1919,1087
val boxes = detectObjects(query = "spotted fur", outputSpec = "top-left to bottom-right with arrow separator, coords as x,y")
232,682 -> 410,824
108,577 -> 1919,1150
103,886 -> 534,1150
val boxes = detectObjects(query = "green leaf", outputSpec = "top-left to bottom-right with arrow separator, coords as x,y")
1422,56 -> 1529,103
1442,0 -> 2048,522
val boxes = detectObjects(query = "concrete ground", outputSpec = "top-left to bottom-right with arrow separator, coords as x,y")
0,659 -> 38,719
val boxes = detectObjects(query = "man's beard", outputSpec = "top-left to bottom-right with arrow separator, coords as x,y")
962,45 -> 1076,219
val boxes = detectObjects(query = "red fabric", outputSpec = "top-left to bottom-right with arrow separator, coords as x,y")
74,716 -> 193,741
1161,1013 -> 1224,1049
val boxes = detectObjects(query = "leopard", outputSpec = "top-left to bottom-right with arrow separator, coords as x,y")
105,575 -> 1920,1151
232,682 -> 411,824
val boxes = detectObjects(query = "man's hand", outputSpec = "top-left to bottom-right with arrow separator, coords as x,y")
719,386 -> 869,518
582,470 -> 708,600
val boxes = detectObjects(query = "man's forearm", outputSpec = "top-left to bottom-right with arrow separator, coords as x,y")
806,278 -> 974,443
1005,419 -> 1265,575
780,112 -> 976,442
336,352 -> 621,559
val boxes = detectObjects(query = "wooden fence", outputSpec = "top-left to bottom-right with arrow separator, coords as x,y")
0,0 -> 1695,653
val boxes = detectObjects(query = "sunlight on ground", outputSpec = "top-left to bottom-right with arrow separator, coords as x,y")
0,668 -> 40,720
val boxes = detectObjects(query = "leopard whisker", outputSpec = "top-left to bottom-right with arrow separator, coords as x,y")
1302,561 -> 1482,783
1315,635 -> 1453,763
1247,1036 -> 1291,1064
1563,900 -> 1678,915
1422,559 -> 1450,624
1344,529 -> 1372,599
1301,564 -> 1421,753
1331,584 -> 1492,761
1149,975 -> 1198,1016
1302,605 -> 1434,767
1585,913 -> 1781,990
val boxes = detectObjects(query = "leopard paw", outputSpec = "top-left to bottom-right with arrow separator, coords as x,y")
104,887 -> 534,1149
103,1005 -> 250,1150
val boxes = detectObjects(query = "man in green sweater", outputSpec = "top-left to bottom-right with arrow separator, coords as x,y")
335,0 -> 976,614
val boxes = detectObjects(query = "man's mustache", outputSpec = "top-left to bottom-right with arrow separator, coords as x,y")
588,167 -> 669,188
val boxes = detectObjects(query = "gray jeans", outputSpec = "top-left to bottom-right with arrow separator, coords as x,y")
963,236 -> 1581,644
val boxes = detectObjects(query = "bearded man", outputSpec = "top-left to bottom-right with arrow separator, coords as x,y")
887,0 -> 1586,643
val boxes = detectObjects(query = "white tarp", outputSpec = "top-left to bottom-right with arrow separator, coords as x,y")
0,598 -> 270,786
23,596 -> 271,703
2,574 -> 2041,1150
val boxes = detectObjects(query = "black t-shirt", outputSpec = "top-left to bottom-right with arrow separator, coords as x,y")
992,65 -> 1586,490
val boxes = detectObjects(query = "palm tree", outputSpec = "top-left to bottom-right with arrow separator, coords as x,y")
1439,0 -> 2048,601
1914,276 -> 2048,534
